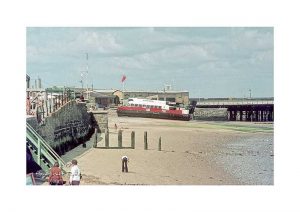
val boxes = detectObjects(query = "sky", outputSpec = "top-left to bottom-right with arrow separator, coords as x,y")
27,27 -> 273,98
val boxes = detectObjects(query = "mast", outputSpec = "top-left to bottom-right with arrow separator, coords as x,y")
86,53 -> 89,100
80,53 -> 89,99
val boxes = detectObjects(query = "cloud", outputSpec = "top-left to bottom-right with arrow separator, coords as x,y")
118,43 -> 213,72
73,31 -> 122,54
230,28 -> 273,52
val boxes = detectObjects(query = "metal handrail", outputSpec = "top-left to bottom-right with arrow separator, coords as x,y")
26,123 -> 66,171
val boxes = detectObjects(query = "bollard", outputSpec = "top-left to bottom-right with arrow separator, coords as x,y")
105,128 -> 109,148
131,131 -> 135,149
118,130 -> 122,148
158,136 -> 161,151
144,131 -> 148,150
93,128 -> 97,148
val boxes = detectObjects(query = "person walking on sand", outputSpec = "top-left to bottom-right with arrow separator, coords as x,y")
69,159 -> 81,185
49,162 -> 63,185
121,156 -> 129,172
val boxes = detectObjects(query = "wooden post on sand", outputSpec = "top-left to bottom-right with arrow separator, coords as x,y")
158,136 -> 161,151
131,131 -> 135,149
118,130 -> 122,148
105,128 -> 109,148
144,131 -> 148,150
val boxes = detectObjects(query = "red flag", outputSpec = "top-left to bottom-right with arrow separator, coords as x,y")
121,75 -> 126,83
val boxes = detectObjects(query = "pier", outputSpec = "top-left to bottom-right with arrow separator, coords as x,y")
195,98 -> 274,122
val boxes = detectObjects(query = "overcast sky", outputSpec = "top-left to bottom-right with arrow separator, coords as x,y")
27,27 -> 273,98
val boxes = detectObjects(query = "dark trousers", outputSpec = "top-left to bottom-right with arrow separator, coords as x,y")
122,158 -> 128,172
71,181 -> 80,185
49,181 -> 63,185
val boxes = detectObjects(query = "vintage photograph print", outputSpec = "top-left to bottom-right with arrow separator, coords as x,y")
26,27 -> 273,185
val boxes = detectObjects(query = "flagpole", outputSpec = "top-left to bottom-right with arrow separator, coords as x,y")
121,74 -> 126,105
122,81 -> 124,105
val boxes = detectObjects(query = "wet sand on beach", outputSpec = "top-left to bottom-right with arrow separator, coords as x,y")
67,110 -> 273,185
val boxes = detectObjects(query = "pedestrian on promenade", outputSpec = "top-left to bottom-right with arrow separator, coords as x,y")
121,156 -> 129,173
69,159 -> 81,185
80,94 -> 84,102
49,162 -> 63,185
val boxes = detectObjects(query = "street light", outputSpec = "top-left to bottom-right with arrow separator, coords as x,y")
249,89 -> 252,99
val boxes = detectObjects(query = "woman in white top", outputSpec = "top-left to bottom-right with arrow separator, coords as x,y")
69,159 -> 81,185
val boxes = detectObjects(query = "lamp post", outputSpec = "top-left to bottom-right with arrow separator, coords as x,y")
249,89 -> 252,99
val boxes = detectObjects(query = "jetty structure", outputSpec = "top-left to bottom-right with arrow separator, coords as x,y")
191,97 -> 274,122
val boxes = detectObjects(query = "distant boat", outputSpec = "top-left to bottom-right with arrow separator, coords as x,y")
117,98 -> 192,121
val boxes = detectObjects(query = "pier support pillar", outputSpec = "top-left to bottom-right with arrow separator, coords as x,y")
264,111 -> 267,122
233,110 -> 237,121
246,110 -> 251,121
271,109 -> 274,121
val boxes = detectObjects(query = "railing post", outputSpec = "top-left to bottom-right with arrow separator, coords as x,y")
41,105 -> 44,119
144,131 -> 148,150
62,92 -> 64,106
46,99 -> 48,117
118,130 -> 122,148
50,92 -> 52,113
131,131 -> 135,149
60,94 -> 62,107
37,138 -> 41,166
105,128 -> 109,148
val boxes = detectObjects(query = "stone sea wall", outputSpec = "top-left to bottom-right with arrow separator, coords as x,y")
27,100 -> 94,155
91,110 -> 108,132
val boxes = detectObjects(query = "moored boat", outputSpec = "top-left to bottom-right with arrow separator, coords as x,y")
117,98 -> 192,121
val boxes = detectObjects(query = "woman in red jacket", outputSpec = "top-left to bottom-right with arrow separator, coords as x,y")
48,162 -> 63,185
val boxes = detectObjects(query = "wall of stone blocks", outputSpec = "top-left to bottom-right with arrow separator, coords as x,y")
27,101 -> 93,149
91,111 -> 108,133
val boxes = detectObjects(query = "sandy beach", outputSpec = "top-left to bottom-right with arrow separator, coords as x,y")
62,109 -> 273,185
